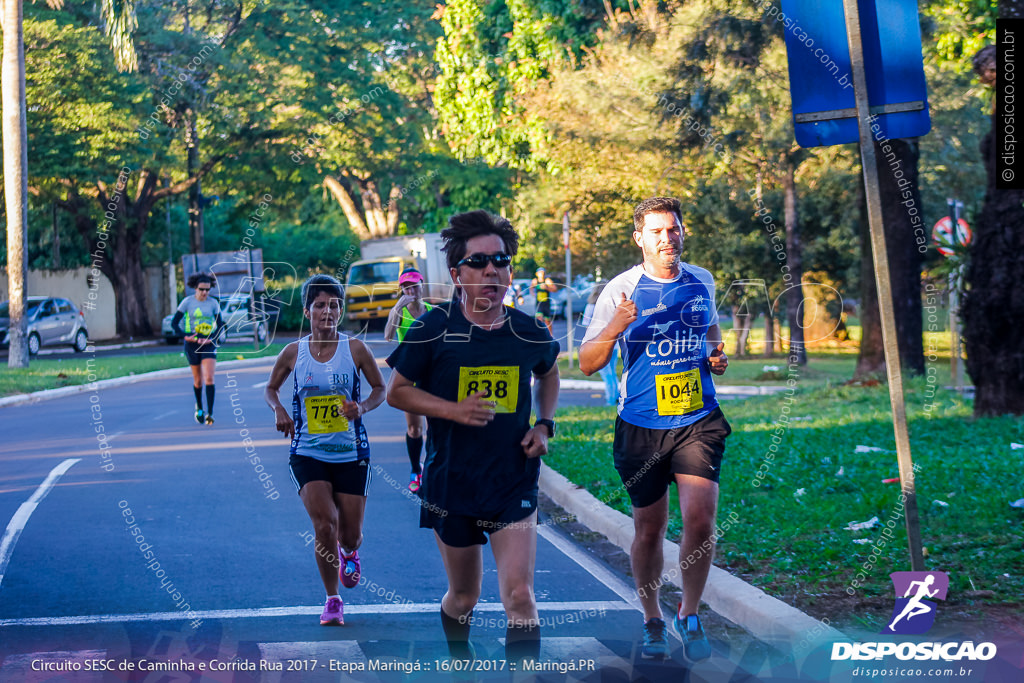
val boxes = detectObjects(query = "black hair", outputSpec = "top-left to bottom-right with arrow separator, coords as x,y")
440,210 -> 519,270
633,197 -> 683,232
302,274 -> 344,309
186,272 -> 217,289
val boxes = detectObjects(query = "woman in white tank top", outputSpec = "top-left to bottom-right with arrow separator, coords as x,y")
265,275 -> 385,626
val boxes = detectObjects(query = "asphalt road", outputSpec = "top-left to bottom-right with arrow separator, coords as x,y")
0,359 -> 769,683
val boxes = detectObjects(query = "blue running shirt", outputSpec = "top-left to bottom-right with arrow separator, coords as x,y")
583,264 -> 719,429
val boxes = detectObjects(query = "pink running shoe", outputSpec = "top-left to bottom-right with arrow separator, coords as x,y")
320,597 -> 344,626
409,472 -> 422,493
339,548 -> 361,588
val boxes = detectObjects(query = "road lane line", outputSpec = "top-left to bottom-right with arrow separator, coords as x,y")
0,458 -> 80,589
536,524 -> 642,612
536,522 -> 684,642
0,600 -> 633,627
252,380 -> 268,389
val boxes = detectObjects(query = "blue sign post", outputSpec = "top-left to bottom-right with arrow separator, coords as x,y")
781,0 -> 927,570
781,0 -> 931,147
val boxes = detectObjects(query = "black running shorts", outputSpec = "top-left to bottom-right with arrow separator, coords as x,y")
612,407 -> 731,508
184,339 -> 217,365
289,454 -> 371,496
420,494 -> 538,548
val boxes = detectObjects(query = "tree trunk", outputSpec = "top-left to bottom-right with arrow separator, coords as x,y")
963,11 -> 1024,414
324,175 -> 371,240
763,309 -> 775,357
111,210 -> 153,338
783,160 -> 806,365
731,306 -> 751,357
186,114 -> 204,253
854,173 -> 884,377
3,0 -> 29,368
854,138 -> 926,378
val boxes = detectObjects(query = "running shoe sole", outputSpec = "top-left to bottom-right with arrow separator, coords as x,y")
339,547 -> 360,588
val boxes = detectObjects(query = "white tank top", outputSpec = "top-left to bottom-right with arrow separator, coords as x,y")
290,335 -> 369,462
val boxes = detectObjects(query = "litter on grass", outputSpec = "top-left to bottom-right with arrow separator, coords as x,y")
933,500 -> 949,507
845,516 -> 880,531
1010,499 -> 1024,509
794,488 -> 806,498
854,445 -> 887,453
852,539 -> 871,545
1011,443 -> 1024,450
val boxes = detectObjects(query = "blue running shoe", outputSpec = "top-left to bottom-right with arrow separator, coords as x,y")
640,618 -> 669,659
675,612 -> 711,662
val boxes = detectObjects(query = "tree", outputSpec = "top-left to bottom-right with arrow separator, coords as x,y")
961,0 -> 1024,415
853,137 -> 927,378
4,0 -> 135,366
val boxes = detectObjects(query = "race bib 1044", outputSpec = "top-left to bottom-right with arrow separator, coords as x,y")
457,366 -> 519,414
655,369 -> 703,416
304,395 -> 349,433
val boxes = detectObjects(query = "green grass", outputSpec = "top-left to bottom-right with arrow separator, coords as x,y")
548,368 -> 1024,624
0,342 -> 286,396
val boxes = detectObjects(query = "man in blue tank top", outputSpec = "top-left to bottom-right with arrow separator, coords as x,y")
580,197 -> 731,662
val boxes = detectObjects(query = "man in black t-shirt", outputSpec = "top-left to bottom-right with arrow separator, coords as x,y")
387,210 -> 560,664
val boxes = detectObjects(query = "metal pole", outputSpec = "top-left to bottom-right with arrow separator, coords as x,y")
946,199 -> 959,388
563,212 -> 574,369
842,0 -> 924,571
951,200 -> 964,390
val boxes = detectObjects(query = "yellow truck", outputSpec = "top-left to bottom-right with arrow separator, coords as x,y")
343,233 -> 450,330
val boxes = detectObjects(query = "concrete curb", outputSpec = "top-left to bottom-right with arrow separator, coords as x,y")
538,463 -> 846,650
0,356 -> 276,409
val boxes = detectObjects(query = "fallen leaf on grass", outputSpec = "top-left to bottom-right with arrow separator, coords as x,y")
845,516 -> 880,531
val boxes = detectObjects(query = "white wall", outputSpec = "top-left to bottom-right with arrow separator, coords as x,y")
1,266 -> 175,341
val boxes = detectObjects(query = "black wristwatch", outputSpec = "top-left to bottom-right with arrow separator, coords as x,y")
535,419 -> 555,438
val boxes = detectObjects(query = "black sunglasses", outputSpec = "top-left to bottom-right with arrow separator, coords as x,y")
456,252 -> 512,269
196,287 -> 211,292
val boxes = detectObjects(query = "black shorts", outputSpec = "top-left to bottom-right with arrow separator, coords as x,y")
536,299 -> 552,318
184,340 -> 217,365
612,407 -> 731,508
420,494 -> 538,548
289,454 -> 371,496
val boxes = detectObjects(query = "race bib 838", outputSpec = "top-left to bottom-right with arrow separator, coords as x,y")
457,366 -> 519,414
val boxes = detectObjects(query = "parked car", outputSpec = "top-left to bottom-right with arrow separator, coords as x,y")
0,296 -> 89,355
162,295 -> 275,344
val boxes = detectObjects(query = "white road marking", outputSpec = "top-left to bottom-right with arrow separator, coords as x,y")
538,519 -> 687,643
152,410 -> 178,421
0,458 -> 80,590
252,380 -> 268,389
0,601 -> 633,627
